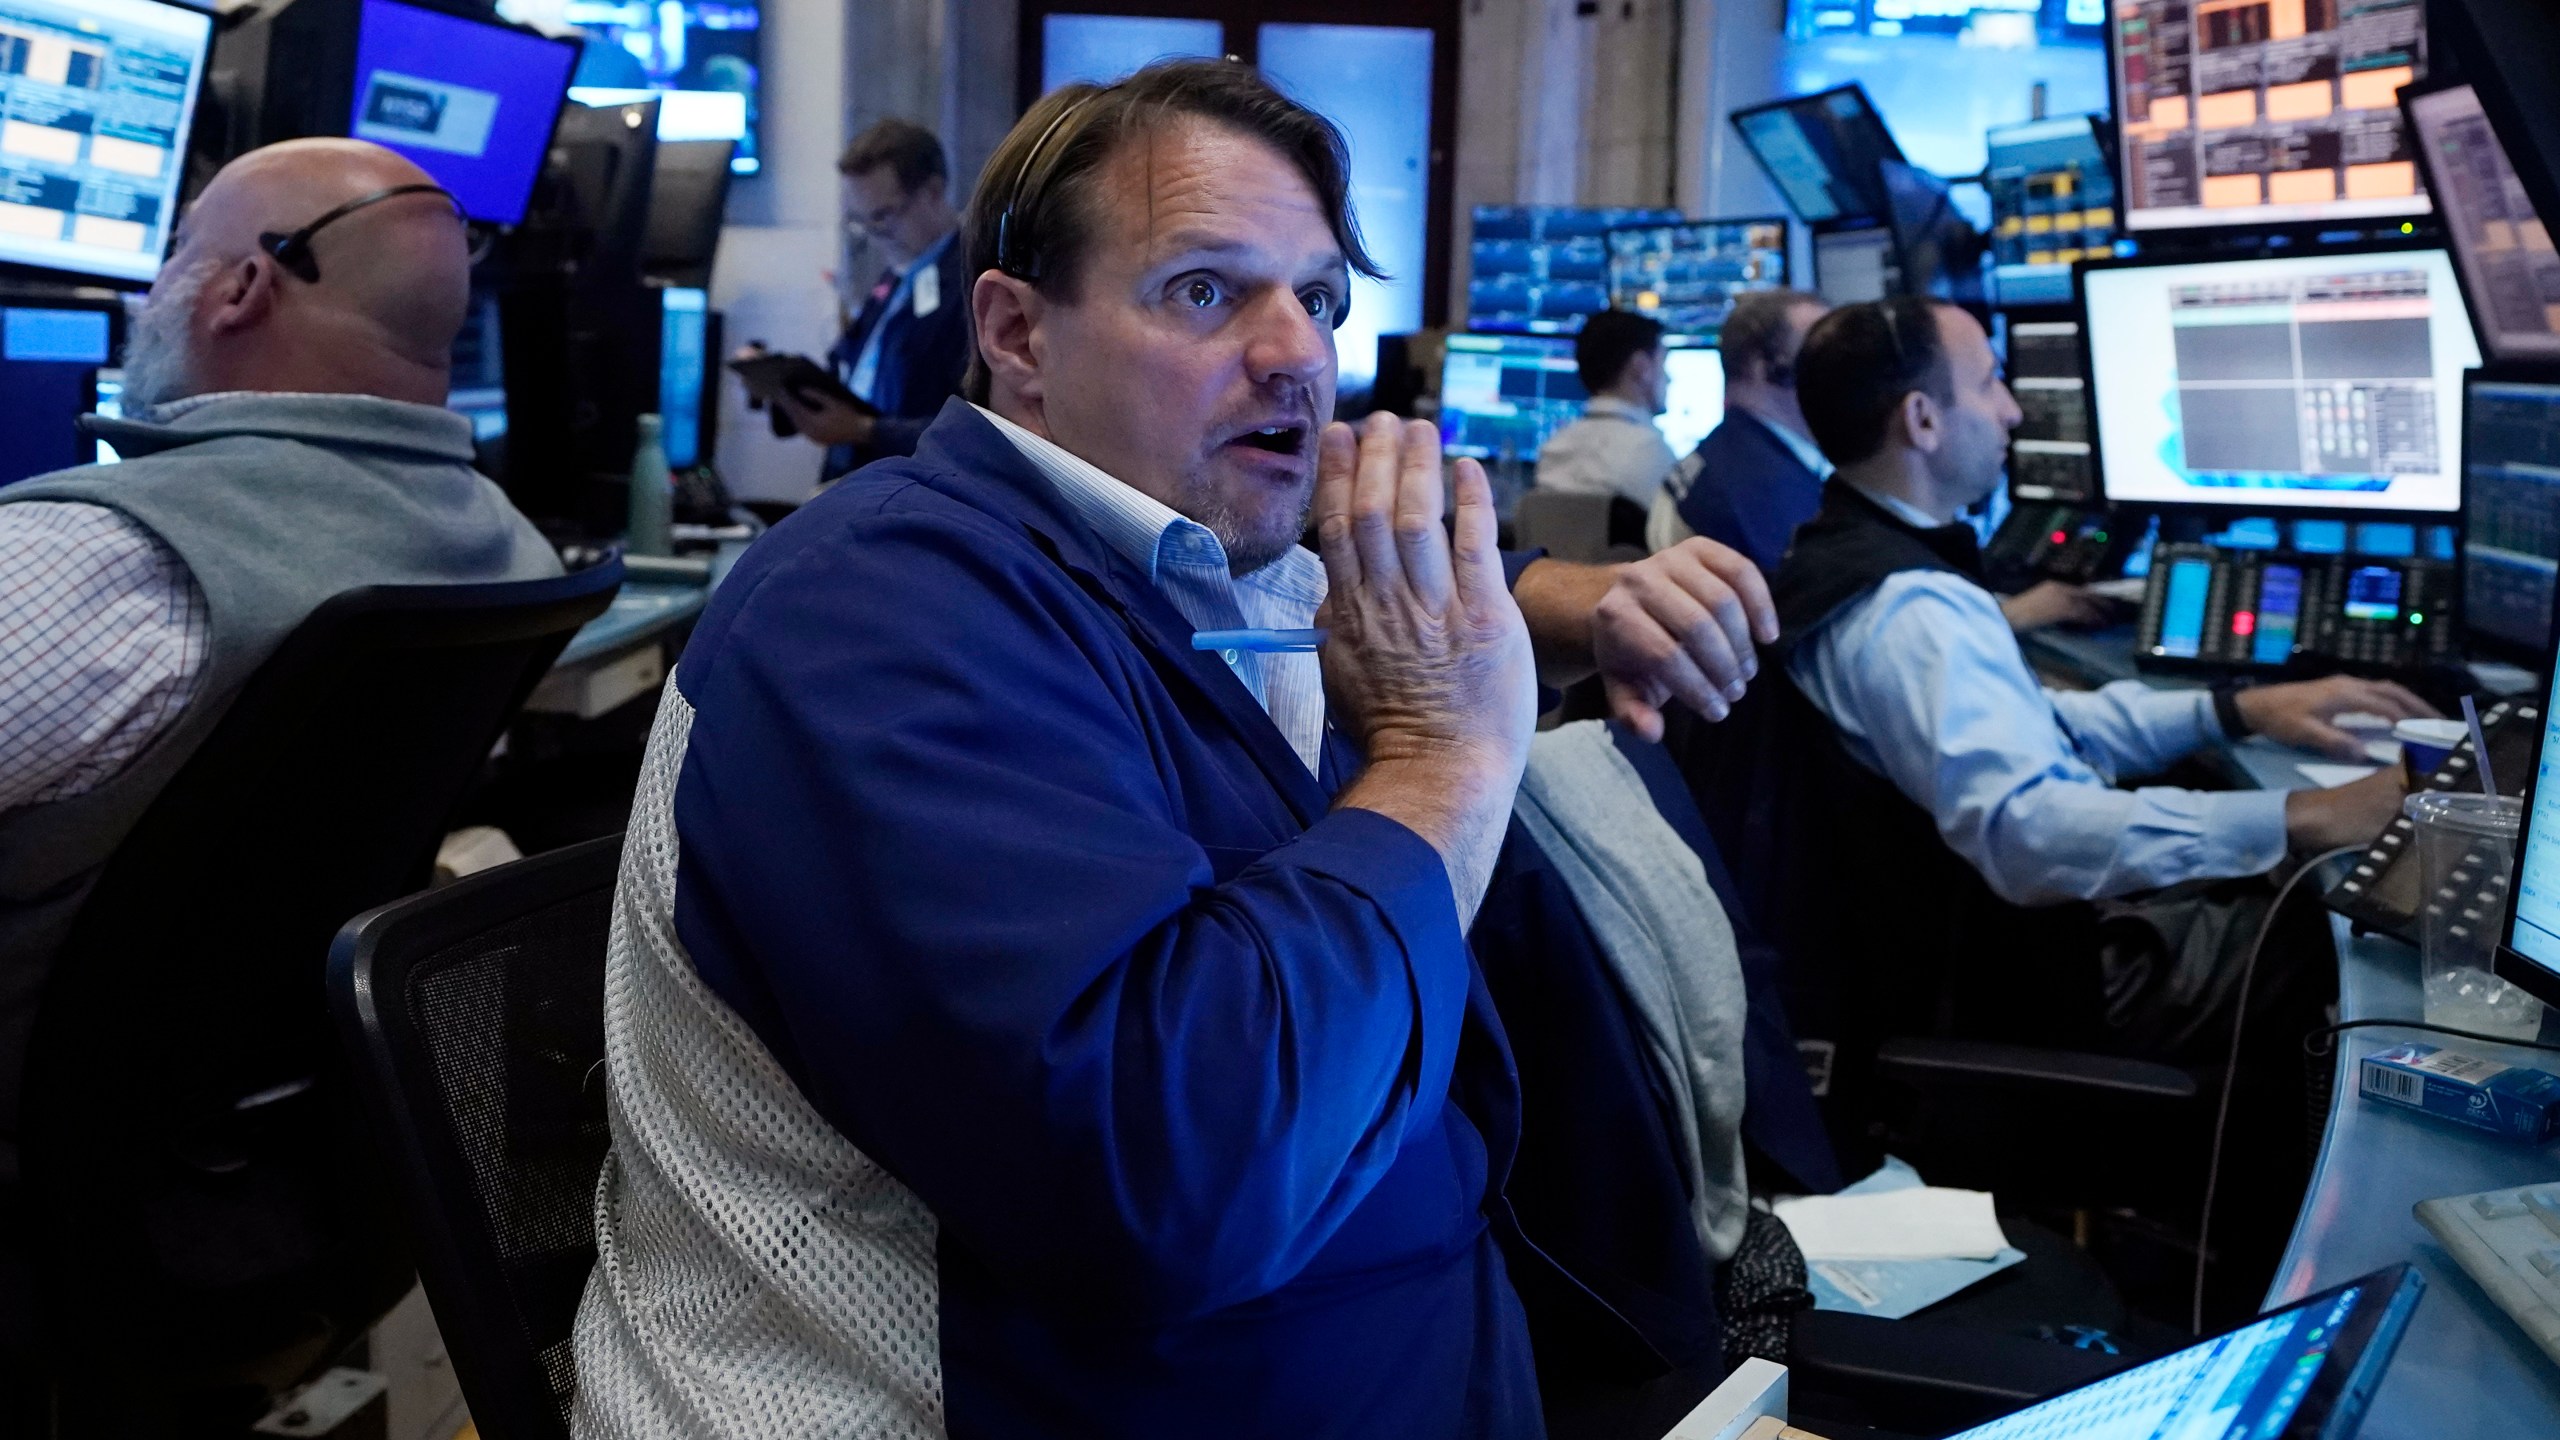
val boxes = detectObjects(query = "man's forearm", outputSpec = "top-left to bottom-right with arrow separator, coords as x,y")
1338,754 -> 1521,930
1510,557 -> 1614,687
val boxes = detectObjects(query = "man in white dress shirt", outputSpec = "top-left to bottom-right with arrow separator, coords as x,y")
1535,309 -> 1677,515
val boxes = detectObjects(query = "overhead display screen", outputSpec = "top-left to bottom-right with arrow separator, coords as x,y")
0,0 -> 211,284
350,0 -> 578,225
2110,0 -> 2432,233
2084,248 -> 2481,513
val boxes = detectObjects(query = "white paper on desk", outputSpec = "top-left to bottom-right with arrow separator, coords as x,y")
2300,762 -> 2384,789
1773,1185 -> 2009,1262
2085,577 -> 2149,602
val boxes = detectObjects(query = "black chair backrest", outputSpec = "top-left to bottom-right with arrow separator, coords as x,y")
328,834 -> 623,1440
22,562 -> 621,1388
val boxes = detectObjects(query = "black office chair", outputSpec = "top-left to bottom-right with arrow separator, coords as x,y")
328,834 -> 622,1440
14,562 -> 621,1434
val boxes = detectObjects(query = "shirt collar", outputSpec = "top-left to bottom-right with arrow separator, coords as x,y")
896,228 -> 956,280
1844,481 -> 1945,531
1583,396 -> 1656,425
971,403 -> 1232,583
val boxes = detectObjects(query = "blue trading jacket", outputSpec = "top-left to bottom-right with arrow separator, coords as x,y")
663,399 -> 1571,1436
1672,410 -> 1827,577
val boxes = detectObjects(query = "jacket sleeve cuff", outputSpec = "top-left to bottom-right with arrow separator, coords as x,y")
1500,547 -> 1546,591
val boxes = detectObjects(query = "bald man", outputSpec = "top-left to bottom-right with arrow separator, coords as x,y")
0,140 -> 559,1146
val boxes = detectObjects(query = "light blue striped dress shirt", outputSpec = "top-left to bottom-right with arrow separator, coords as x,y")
975,405 -> 1330,776
1787,486 -> 2289,906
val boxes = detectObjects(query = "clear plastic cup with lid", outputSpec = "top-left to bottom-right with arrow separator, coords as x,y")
2403,791 -> 2542,1040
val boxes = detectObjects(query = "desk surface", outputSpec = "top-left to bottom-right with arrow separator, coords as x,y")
552,541 -> 750,670
2267,920 -> 2560,1438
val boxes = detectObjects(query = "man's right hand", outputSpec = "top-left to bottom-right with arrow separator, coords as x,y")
1317,414 -> 1536,926
2285,768 -> 2408,854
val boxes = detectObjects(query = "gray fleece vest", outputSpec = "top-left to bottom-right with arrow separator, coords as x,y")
0,392 -> 560,1178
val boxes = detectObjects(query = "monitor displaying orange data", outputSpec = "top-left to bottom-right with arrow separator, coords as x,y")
2109,0 -> 2433,234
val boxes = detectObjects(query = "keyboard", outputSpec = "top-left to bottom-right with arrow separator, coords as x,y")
2414,1183 -> 2560,1368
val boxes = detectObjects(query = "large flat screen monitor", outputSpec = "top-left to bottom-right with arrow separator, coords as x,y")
1467,205 -> 1676,334
1436,332 -> 1585,463
0,0 -> 212,286
642,138 -> 734,288
1655,341 -> 1725,460
2082,246 -> 2481,513
2405,82 -> 2560,367
1604,219 -> 1788,337
1985,115 -> 2116,310
1813,225 -> 1897,305
1729,84 -> 1904,226
350,0 -> 578,225
500,0 -> 761,172
0,299 -> 117,485
2107,0 -> 2430,235
2462,376 -> 2560,659
2501,634 -> 2560,1004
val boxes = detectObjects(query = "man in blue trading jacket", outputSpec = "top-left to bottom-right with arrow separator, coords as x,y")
571,60 -> 1787,1440
763,119 -> 971,482
1651,289 -> 1830,569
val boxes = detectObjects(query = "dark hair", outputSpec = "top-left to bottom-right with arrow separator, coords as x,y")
960,58 -> 1385,403
1794,297 -> 1954,468
1718,288 -> 1824,386
839,119 -> 948,192
1573,309 -> 1665,395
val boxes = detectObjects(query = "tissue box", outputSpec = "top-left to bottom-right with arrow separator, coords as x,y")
2359,1043 -> 2560,1142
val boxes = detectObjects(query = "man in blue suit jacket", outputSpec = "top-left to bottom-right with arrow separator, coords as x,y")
1651,290 -> 1831,572
571,61 -> 1783,1440
766,119 -> 972,482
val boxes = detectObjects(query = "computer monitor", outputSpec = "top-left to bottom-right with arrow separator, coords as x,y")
658,286 -> 708,469
0,0 -> 212,286
1604,219 -> 1788,337
498,0 -> 763,174
2461,376 -> 2560,659
642,139 -> 734,288
1468,206 -> 1677,334
1984,115 -> 2116,310
2404,82 -> 2560,367
1729,84 -> 1906,226
1436,332 -> 1585,462
1813,226 -> 1897,305
92,369 -> 123,463
2106,0 -> 2431,236
2081,245 -> 2482,513
0,299 -> 117,485
1654,342 -> 1725,459
345,0 -> 578,224
2499,609 -> 2560,1008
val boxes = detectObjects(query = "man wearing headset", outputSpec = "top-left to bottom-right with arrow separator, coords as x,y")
572,59 -> 1790,1440
0,138 -> 556,1263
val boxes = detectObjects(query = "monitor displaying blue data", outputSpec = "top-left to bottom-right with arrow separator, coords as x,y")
1437,332 -> 1584,463
1986,115 -> 2117,309
658,285 -> 707,469
0,0 -> 211,285
1605,219 -> 1789,337
1655,342 -> 1725,459
1730,85 -> 1905,226
2084,248 -> 2481,513
351,0 -> 578,225
2463,378 -> 2560,657
2509,671 -> 2560,980
1469,205 -> 1677,334
0,300 -> 111,484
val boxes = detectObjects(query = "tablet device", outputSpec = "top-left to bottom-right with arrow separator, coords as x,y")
726,353 -> 875,415
1944,1264 -> 2422,1440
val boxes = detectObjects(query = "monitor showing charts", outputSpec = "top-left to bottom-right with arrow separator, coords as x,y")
498,0 -> 762,170
2082,247 -> 2481,512
0,0 -> 212,285
1437,332 -> 1585,462
1469,206 -> 1677,333
1729,85 -> 1905,226
1605,219 -> 1788,337
2462,377 -> 2560,657
1985,115 -> 2117,309
1814,225 -> 1898,305
0,300 -> 114,485
2505,654 -> 2560,985
1655,342 -> 1725,459
350,0 -> 579,225
2406,82 -> 2560,366
2108,0 -> 2431,234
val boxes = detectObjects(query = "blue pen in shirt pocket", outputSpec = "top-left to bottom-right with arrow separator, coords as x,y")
1190,628 -> 1325,654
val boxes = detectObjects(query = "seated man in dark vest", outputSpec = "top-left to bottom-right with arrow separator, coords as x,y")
0,138 -> 560,1176
1763,298 -> 2429,1096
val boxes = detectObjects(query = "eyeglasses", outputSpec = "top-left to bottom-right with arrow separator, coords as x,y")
845,187 -> 920,239
257,183 -> 481,284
